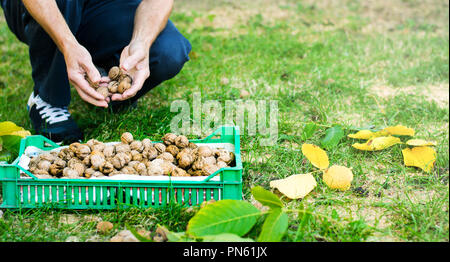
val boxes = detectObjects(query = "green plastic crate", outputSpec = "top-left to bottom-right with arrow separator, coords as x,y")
0,126 -> 242,210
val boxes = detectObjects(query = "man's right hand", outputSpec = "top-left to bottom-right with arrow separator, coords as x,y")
63,42 -> 109,107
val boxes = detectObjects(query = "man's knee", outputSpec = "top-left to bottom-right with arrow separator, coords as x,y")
150,22 -> 191,82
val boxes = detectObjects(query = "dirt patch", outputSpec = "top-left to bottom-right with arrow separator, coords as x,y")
370,82 -> 449,108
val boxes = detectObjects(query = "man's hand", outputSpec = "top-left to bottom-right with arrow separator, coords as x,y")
63,42 -> 109,107
111,40 -> 150,101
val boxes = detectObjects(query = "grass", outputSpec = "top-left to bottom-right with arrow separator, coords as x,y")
0,0 -> 449,242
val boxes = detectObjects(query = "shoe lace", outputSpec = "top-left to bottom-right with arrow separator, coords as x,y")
34,95 -> 71,125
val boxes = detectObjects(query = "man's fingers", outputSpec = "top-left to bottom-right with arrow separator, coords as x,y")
76,86 -> 108,108
121,51 -> 145,72
82,62 -> 101,85
69,73 -> 106,101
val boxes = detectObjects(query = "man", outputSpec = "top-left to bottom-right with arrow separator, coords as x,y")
1,0 -> 191,143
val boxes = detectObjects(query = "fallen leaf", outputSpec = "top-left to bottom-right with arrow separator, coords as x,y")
347,130 -> 387,140
406,139 -> 437,147
323,165 -> 353,191
0,121 -> 24,136
383,125 -> 415,136
352,136 -> 402,151
269,173 -> 317,199
402,146 -> 436,173
301,144 -> 329,169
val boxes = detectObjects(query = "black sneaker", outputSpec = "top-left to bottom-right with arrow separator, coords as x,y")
27,92 -> 83,144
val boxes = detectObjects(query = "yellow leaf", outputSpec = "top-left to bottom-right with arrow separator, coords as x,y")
269,173 -> 317,199
348,130 -> 387,140
9,130 -> 31,138
383,125 -> 415,136
301,144 -> 329,169
402,146 -> 436,173
405,139 -> 437,147
323,165 -> 353,191
0,121 -> 24,136
352,136 -> 402,151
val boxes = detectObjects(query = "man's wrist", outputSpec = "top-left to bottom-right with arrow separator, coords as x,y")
59,36 -> 79,57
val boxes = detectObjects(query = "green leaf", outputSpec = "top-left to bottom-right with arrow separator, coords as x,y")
0,135 -> 23,155
258,208 -> 288,242
301,122 -> 318,140
321,125 -> 344,149
187,200 -> 260,237
166,231 -> 193,242
201,233 -> 254,242
251,186 -> 283,209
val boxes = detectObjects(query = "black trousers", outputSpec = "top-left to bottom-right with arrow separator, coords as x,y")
1,0 -> 191,107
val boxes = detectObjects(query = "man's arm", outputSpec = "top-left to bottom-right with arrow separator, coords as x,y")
112,0 -> 174,101
22,0 -> 108,107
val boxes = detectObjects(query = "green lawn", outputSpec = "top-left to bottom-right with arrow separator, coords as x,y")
0,0 -> 448,242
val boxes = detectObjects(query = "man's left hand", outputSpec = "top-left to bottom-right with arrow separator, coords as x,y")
111,40 -> 150,101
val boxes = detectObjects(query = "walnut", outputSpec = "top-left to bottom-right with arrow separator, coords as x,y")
192,156 -> 215,170
165,145 -> 179,157
120,166 -> 136,175
80,155 -> 89,166
162,133 -> 177,145
111,152 -> 130,169
176,151 -> 195,169
146,159 -> 164,176
37,160 -> 52,171
197,146 -> 213,158
99,161 -> 114,174
121,132 -> 134,144
97,86 -> 110,98
35,174 -> 53,179
157,152 -> 174,163
108,81 -> 119,93
58,148 -> 74,161
90,153 -> 106,170
174,135 -> 189,148
118,80 -> 131,94
202,164 -> 219,175
154,143 -> 166,154
103,145 -> 116,158
70,162 -> 85,176
40,152 -> 55,162
33,169 -> 50,176
63,167 -> 79,178
142,146 -> 158,160
130,140 -> 144,152
92,171 -> 105,178
131,150 -> 143,161
188,142 -> 198,149
115,143 -> 131,153
172,167 -> 189,177
135,162 -> 147,175
217,150 -> 235,165
75,144 -> 91,159
84,168 -> 95,178
216,161 -> 228,169
142,138 -> 152,149
108,66 -> 121,80
161,161 -> 176,175
92,143 -> 106,153
49,160 -> 65,176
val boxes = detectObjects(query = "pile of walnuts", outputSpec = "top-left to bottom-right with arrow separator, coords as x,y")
28,132 -> 235,179
86,66 -> 133,98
